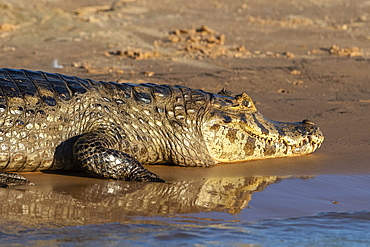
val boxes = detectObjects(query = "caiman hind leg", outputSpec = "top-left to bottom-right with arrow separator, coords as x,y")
73,131 -> 164,182
0,171 -> 34,188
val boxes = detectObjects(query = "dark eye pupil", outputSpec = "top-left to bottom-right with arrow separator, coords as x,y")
243,100 -> 250,107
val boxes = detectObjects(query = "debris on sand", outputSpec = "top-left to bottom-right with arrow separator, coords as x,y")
109,49 -> 161,60
167,25 -> 225,45
163,25 -> 230,59
328,44 -> 363,57
290,70 -> 302,75
52,59 -> 63,69
143,71 -> 155,77
109,26 -> 251,60
0,23 -> 17,32
109,26 -> 363,62
283,51 -> 295,59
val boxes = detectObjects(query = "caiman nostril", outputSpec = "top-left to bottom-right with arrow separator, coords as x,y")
302,119 -> 315,125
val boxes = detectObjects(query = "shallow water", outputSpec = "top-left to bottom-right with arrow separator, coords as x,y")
1,173 -> 370,246
2,211 -> 370,246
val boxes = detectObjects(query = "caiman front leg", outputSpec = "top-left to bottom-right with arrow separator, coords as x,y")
0,171 -> 34,188
73,131 -> 164,182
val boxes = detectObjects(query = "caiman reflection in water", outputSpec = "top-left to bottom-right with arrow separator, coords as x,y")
0,175 -> 294,227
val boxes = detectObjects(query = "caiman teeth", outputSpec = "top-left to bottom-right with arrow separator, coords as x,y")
249,132 -> 320,149
249,130 -> 322,154
312,143 -> 318,151
300,137 -> 309,147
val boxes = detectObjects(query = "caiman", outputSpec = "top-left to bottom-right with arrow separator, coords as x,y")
0,68 -> 324,187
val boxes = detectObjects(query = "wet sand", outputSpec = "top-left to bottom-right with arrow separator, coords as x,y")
0,0 -> 370,244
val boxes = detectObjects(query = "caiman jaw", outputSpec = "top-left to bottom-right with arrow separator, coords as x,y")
267,119 -> 323,155
278,125 -> 323,156
202,110 -> 325,163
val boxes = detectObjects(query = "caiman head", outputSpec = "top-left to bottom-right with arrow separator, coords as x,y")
202,91 -> 324,163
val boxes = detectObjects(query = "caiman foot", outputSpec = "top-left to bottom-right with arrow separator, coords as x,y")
0,171 -> 34,188
73,131 -> 166,182
125,167 -> 165,183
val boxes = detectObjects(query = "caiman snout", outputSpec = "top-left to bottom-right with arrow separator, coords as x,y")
301,119 -> 324,147
278,118 -> 324,156
202,105 -> 325,163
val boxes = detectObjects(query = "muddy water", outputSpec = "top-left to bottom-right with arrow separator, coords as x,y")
1,172 -> 370,246
2,211 -> 370,246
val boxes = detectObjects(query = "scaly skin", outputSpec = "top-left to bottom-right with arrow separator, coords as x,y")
0,69 -> 324,187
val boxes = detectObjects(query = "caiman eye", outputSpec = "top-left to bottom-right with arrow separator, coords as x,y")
242,99 -> 251,108
234,93 -> 254,110
223,115 -> 232,123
